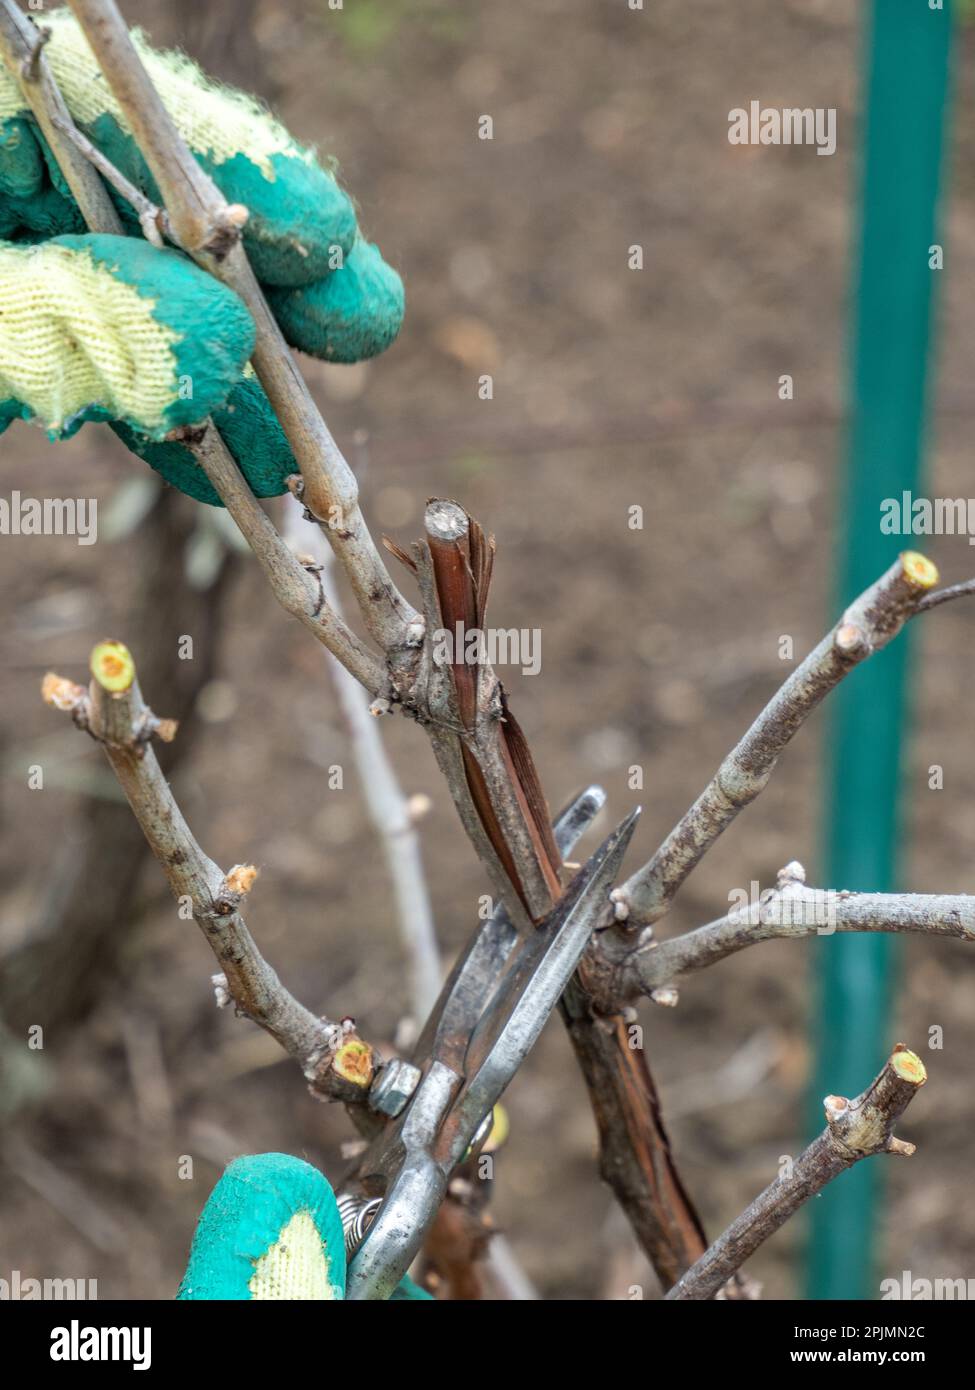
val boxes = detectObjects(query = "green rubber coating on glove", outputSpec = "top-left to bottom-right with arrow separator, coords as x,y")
209,148 -> 359,288
0,233 -> 254,439
178,1154 -> 347,1301
0,117 -> 43,200
268,238 -> 405,362
56,235 -> 257,434
111,371 -> 298,506
0,119 -> 83,238
0,16 -> 406,498
0,172 -> 86,240
70,111 -> 359,289
0,397 -> 26,431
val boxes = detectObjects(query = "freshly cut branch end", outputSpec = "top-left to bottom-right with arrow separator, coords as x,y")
901,551 -> 939,591
211,863 -> 260,915
43,637 -> 376,1106
425,497 -> 470,543
889,1045 -> 927,1086
823,1043 -> 926,1158
331,1038 -> 375,1090
90,638 -> 136,693
613,548 -> 949,933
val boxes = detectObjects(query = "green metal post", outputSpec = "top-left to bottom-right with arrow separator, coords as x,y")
807,0 -> 954,1300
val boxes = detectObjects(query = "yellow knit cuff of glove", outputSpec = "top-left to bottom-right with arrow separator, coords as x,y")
0,241 -> 182,435
0,10 -> 307,177
248,1211 -> 339,1301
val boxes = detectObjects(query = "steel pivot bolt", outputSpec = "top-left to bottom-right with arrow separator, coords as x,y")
368,1057 -> 422,1117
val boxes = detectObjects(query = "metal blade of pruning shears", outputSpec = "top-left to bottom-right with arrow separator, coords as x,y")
345,797 -> 639,1301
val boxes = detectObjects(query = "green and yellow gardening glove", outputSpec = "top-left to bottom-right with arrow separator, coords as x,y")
0,9 -> 404,505
178,1154 -> 432,1301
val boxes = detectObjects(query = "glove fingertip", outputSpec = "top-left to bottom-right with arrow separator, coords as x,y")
268,239 -> 405,363
178,1153 -> 346,1301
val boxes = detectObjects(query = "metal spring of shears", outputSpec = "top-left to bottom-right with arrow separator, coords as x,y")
337,1193 -> 383,1257
338,1105 -> 493,1260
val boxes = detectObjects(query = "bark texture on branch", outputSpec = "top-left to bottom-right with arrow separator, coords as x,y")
610,861 -> 975,1002
409,502 -> 713,1283
665,1046 -> 927,1300
611,551 -> 941,929
559,982 -> 710,1288
0,3 -> 384,694
28,1 -> 713,1289
191,434 -> 387,693
283,493 -> 442,1023
393,501 -> 717,1289
41,646 -> 375,1105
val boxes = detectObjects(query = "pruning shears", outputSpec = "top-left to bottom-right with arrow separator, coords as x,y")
341,786 -> 639,1300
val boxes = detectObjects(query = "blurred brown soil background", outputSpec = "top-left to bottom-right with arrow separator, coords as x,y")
0,0 -> 973,1298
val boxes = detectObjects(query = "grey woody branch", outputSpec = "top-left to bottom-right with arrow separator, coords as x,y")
49,108 -> 174,246
191,430 -> 387,694
611,551 -> 942,930
665,1046 -> 927,1300
68,0 -> 419,656
41,3 -> 961,1302
41,645 -> 376,1105
282,494 -> 442,1022
916,575 -> 975,613
610,860 -> 975,1003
